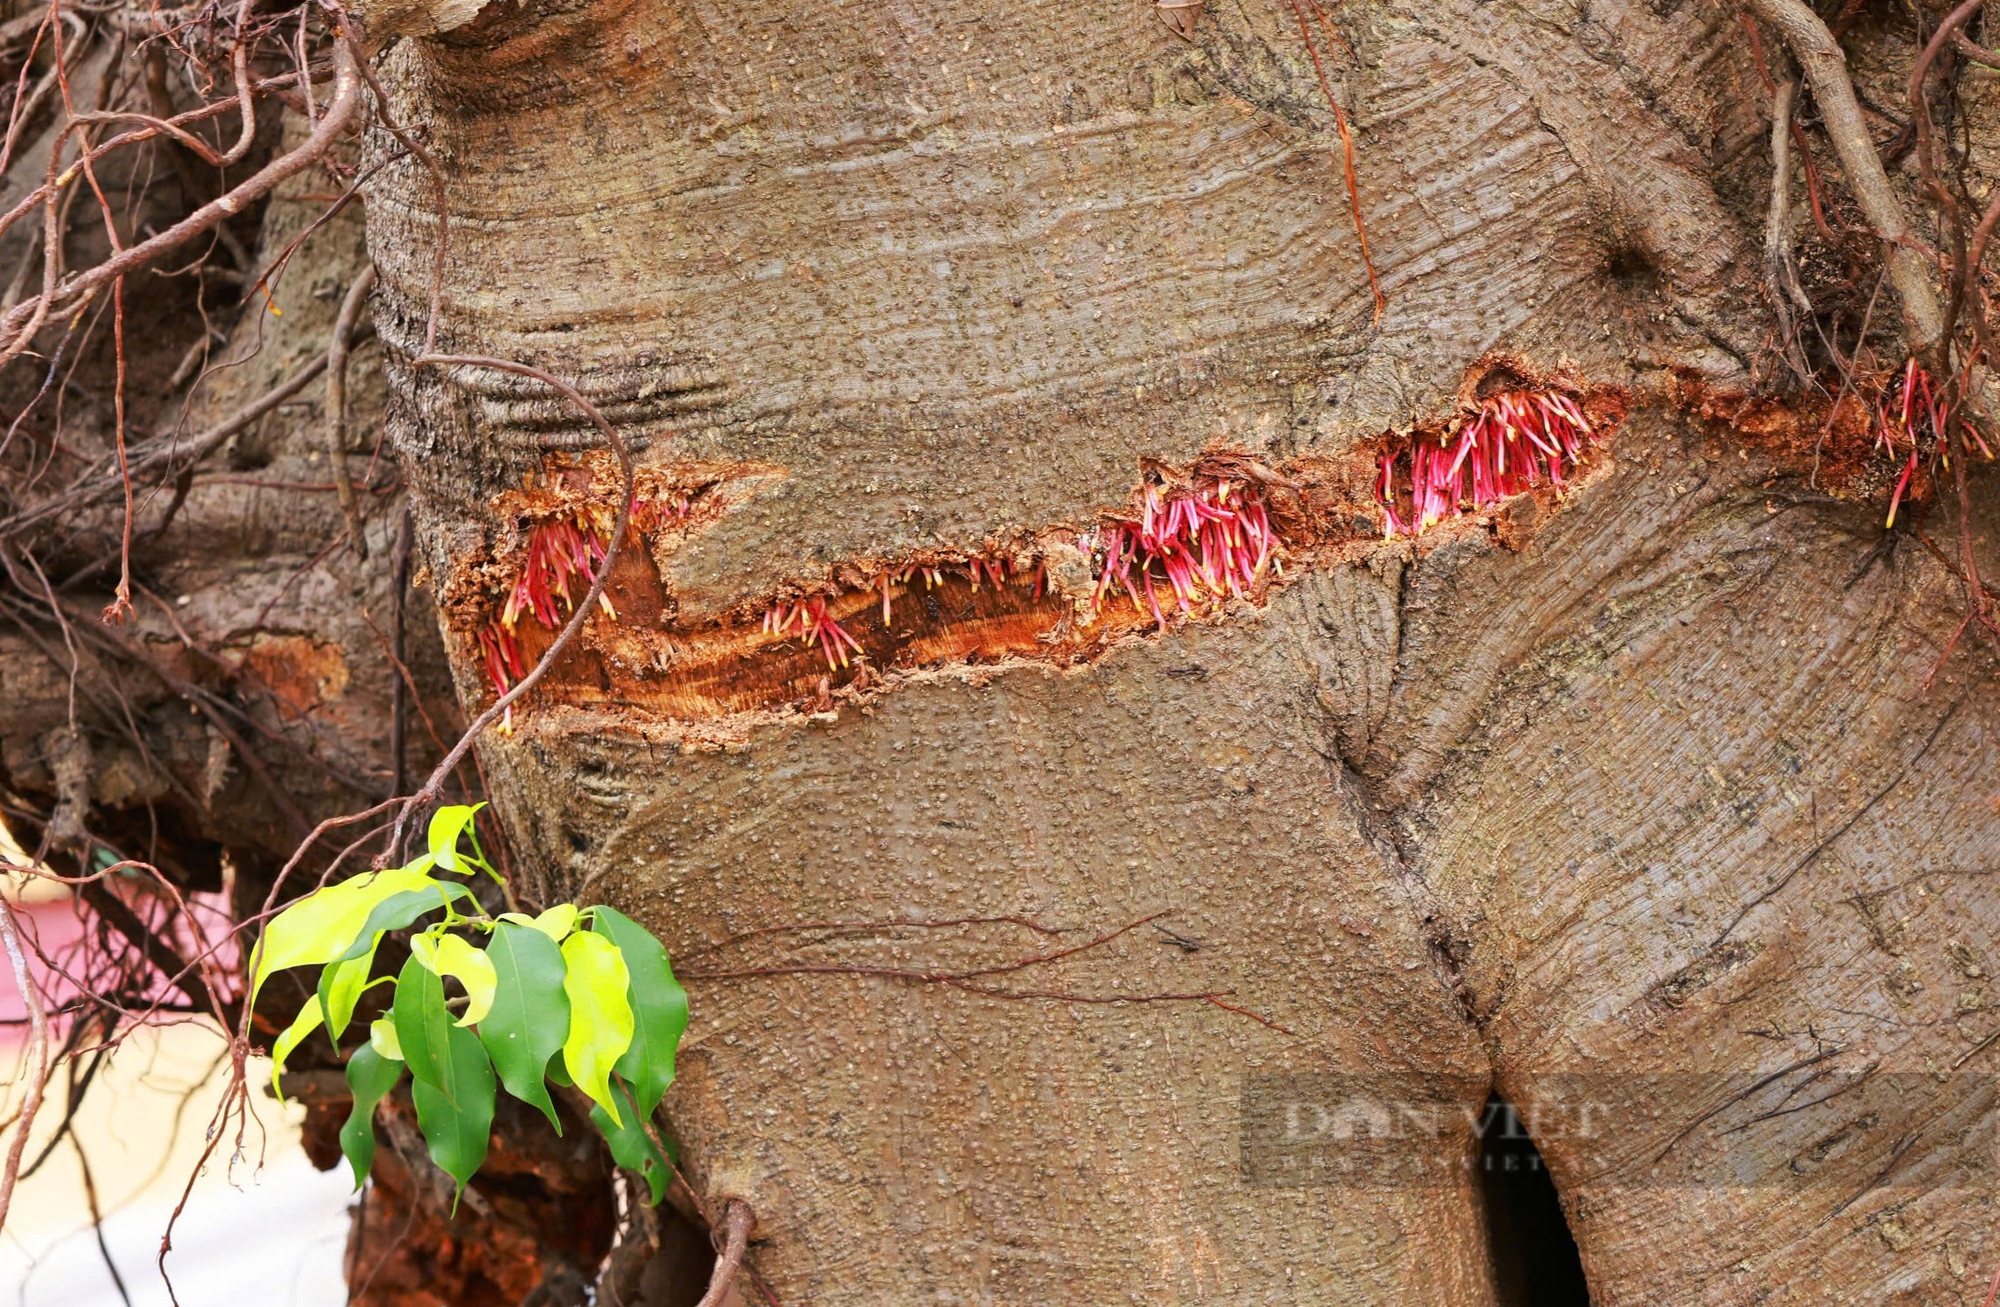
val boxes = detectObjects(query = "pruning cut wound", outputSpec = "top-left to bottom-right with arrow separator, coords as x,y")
454,365 -> 1648,733
459,460 -> 1306,731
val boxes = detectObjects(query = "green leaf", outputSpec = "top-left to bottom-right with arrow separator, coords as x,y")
392,954 -> 455,1100
479,922 -> 570,1132
340,1042 -> 405,1188
590,1077 -> 670,1205
317,881 -> 475,1042
528,903 -> 579,942
414,932 -> 498,1027
369,1016 -> 403,1061
250,863 -> 441,1009
591,906 -> 689,1121
269,996 -> 325,1100
560,930 -> 634,1126
427,802 -> 487,873
496,904 -> 578,942
317,950 -> 376,1045
410,1022 -> 496,1206
328,882 -> 473,972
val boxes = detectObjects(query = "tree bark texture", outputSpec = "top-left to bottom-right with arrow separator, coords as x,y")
3,0 -> 1996,1301
348,0 -> 2000,1301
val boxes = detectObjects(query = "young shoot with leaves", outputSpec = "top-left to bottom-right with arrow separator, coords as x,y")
251,804 -> 689,1207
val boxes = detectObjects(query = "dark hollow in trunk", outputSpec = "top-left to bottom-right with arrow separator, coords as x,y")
1478,1094 -> 1591,1307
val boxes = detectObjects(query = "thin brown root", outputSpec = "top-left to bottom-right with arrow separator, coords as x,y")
695,1200 -> 755,1307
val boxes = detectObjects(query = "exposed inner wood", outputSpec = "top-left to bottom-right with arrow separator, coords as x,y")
446,372 -> 1911,728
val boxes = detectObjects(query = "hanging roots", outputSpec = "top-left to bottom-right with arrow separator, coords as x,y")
1375,389 -> 1597,538
1089,480 -> 1278,630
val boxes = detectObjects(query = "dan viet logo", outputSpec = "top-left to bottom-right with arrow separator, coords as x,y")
1239,1073 -> 1995,1190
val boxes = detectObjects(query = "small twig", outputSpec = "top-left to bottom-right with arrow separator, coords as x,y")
331,13 -> 449,355
1285,0 -> 1384,323
72,1127 -> 133,1307
1763,78 -> 1813,386
390,507 -> 413,795
105,276 -> 133,622
141,45 -> 249,271
0,347 -> 332,542
78,880 -> 224,1021
1954,29 -> 2000,70
1907,0 -> 1982,364
1813,268 -> 1884,487
0,40 -> 366,368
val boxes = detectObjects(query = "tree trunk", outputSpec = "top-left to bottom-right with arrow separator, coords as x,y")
4,0 -> 1997,1301
341,0 -> 2000,1301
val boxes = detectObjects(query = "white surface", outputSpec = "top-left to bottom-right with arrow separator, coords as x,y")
1,1148 -> 354,1307
0,1020 -> 356,1307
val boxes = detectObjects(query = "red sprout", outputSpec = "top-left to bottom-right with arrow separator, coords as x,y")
479,494 -> 661,705
1375,389 -> 1597,538
765,596 -> 865,670
477,623 -> 528,729
1090,481 -> 1277,631
1872,359 -> 1993,529
965,556 -> 1010,590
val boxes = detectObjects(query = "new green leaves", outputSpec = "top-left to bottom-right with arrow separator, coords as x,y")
592,907 -> 689,1122
269,994 -> 325,1097
561,930 -> 635,1126
415,932 -> 498,1027
250,863 -> 439,1009
410,1024 -> 496,1205
393,954 -> 497,1204
268,807 -> 687,1210
427,802 -> 486,873
585,909 -> 687,1203
479,922 -> 570,1131
392,954 -> 455,1091
317,880 -> 473,1041
499,903 -> 579,942
592,1079 -> 672,1205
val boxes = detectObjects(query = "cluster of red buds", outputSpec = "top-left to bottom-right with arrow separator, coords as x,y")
1875,359 -> 1993,529
1091,481 -> 1277,630
1376,389 -> 1595,537
477,495 -> 683,719
502,516 -> 617,631
764,595 -> 863,669
478,623 -> 530,722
